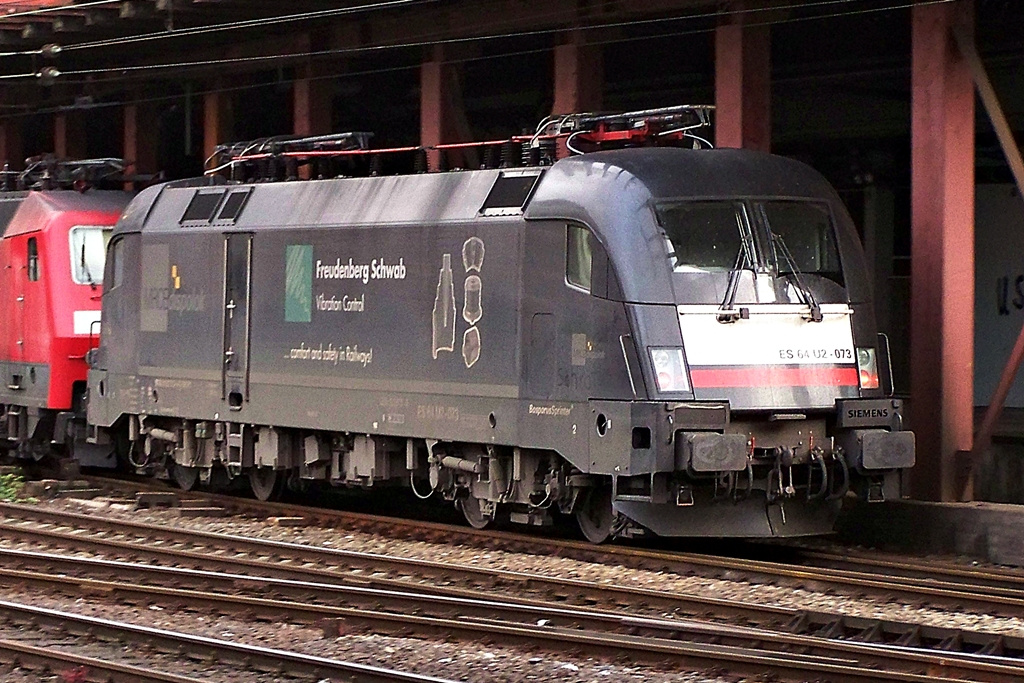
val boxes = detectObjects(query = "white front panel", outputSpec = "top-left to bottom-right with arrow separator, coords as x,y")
678,304 -> 856,366
74,310 -> 102,336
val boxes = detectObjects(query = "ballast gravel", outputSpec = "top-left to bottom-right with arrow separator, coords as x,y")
44,495 -> 1024,638
0,588 -> 729,683
0,493 -> 1022,682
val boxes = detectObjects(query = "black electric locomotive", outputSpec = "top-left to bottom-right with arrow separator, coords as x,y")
85,108 -> 914,542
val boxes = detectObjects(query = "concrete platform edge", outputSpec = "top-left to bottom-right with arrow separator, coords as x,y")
835,499 -> 1024,567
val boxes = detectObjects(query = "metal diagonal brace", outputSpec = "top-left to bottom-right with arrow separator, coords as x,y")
953,22 -> 1024,500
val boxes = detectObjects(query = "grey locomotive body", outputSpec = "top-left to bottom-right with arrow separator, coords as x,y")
88,147 -> 913,541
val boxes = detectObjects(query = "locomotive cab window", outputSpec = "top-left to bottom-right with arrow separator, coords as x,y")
27,236 -> 39,282
759,201 -> 844,287
566,224 -> 593,292
69,226 -> 112,286
656,201 -> 746,272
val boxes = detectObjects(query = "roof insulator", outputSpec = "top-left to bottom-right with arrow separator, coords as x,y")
37,66 -> 61,85
39,43 -> 62,59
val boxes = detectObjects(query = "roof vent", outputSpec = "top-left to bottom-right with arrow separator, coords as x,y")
480,169 -> 545,216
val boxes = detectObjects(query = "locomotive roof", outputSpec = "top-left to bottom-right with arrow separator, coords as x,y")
119,147 -> 842,235
527,147 -> 838,209
0,193 -> 28,237
3,190 -> 131,238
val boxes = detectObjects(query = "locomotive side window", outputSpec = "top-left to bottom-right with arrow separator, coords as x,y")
656,202 -> 745,271
108,238 -> 124,290
566,224 -> 593,291
27,237 -> 39,281
759,201 -> 844,287
69,226 -> 112,286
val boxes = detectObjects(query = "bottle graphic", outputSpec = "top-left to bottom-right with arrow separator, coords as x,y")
462,236 -> 485,273
463,275 -> 482,325
463,326 -> 481,368
432,253 -> 456,358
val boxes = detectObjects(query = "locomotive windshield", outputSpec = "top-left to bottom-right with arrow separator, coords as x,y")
657,201 -> 746,272
656,199 -> 847,303
69,225 -> 112,286
759,201 -> 844,287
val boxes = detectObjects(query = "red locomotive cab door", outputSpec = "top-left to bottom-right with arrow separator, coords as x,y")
14,237 -> 34,363
222,233 -> 252,410
4,235 -> 34,391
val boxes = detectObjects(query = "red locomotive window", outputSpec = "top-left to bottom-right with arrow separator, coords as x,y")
27,237 -> 39,282
69,226 -> 111,286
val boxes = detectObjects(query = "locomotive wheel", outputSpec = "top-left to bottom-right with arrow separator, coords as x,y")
249,467 -> 281,502
575,485 -> 614,544
458,494 -> 493,530
172,463 -> 200,491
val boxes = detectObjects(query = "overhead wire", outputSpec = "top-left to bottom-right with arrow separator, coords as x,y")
56,0 -> 957,81
58,0 -> 867,57
0,0 -> 121,56
60,0 -> 435,52
1,0 -> 958,117
0,0 -> 120,21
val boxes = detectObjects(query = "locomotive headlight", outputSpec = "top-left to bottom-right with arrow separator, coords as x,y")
650,348 -> 690,393
856,347 -> 879,390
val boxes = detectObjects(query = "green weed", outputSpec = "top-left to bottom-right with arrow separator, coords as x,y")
0,470 -> 26,501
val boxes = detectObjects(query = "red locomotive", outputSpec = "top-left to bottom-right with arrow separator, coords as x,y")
0,158 -> 130,467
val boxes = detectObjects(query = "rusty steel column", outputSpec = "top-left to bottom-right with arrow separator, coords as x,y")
552,30 -> 603,115
0,119 -> 23,170
123,100 -> 158,189
420,45 -> 473,170
909,1 -> 975,501
294,61 -> 333,180
714,10 -> 770,151
54,112 -> 86,159
294,62 -> 332,138
203,87 -> 234,167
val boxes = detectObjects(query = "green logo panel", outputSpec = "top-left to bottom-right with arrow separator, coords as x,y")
285,244 -> 312,323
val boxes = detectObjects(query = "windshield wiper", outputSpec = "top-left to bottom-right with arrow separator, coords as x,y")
717,243 -> 754,323
81,242 -> 97,290
770,232 -> 823,322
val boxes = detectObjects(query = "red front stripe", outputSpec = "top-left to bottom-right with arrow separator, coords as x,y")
690,365 -> 859,388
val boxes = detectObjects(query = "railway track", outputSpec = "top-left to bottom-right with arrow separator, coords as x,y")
1,543 -> 1022,682
30,479 -> 1024,614
1,499 -> 1024,681
0,638 -> 209,683
0,598 -> 456,683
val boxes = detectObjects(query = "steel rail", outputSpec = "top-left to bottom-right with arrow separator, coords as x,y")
0,582 -> 1005,683
0,598 -> 456,683
89,476 -> 1024,601
0,551 -> 1022,682
0,638 -> 207,683
1,517 -> 1023,669
790,546 -> 1024,592
2,499 -> 1023,617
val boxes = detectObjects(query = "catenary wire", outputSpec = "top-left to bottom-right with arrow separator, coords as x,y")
58,0 -> 956,80
0,0 -> 121,56
0,0 -> 946,77
1,0 -> 957,114
59,0 -> 435,52
0,0 -> 120,21
55,0 -> 869,57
